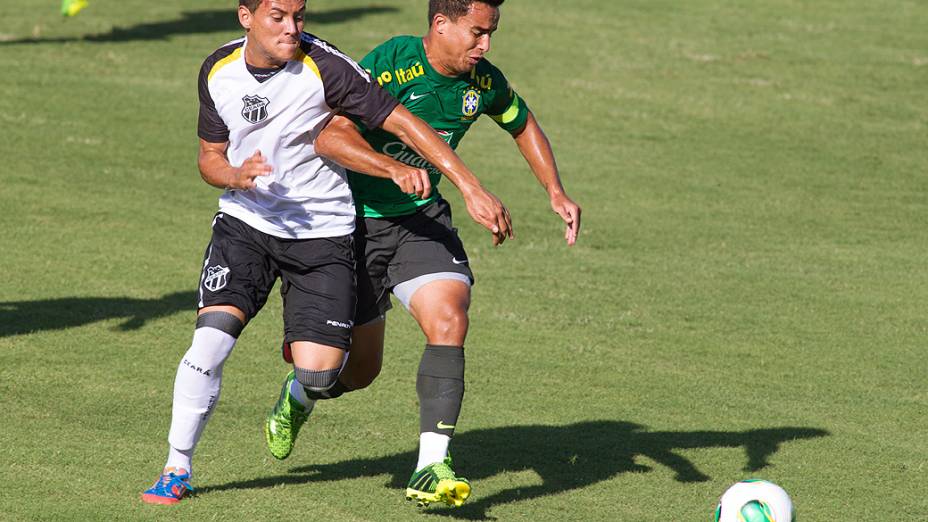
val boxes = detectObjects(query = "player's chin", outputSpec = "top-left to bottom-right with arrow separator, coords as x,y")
278,42 -> 299,59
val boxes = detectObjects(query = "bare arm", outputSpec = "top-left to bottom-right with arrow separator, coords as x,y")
381,104 -> 512,245
315,116 -> 431,199
198,139 -> 271,190
512,112 -> 582,245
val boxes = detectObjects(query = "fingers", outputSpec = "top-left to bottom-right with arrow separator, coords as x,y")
559,206 -> 579,246
418,170 -> 432,199
408,169 -> 430,199
234,150 -> 272,189
498,204 -> 513,241
567,204 -> 581,245
462,188 -> 514,246
553,199 -> 582,246
393,168 -> 432,199
487,201 -> 511,246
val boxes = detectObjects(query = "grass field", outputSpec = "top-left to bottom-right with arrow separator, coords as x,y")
1,0 -> 926,519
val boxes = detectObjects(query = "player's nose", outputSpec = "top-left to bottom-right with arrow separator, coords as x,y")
477,34 -> 491,53
282,17 -> 298,35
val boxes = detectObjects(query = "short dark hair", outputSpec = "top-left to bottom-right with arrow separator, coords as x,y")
428,0 -> 504,25
239,0 -> 262,12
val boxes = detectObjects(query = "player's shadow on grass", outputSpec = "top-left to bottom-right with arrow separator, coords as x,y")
0,6 -> 399,45
0,291 -> 193,337
201,420 -> 827,520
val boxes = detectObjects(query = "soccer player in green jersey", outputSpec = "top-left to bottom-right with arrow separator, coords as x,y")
265,0 -> 581,508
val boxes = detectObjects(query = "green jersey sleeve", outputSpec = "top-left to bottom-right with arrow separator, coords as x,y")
484,63 -> 530,134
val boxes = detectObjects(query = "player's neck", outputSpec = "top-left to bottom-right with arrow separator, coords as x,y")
422,35 -> 459,78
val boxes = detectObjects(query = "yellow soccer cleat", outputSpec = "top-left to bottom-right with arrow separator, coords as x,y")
61,0 -> 89,17
405,457 -> 471,508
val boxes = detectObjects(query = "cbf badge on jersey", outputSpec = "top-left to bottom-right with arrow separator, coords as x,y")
242,95 -> 270,124
462,88 -> 480,119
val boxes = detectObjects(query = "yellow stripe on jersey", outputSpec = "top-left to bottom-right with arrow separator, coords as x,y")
296,50 -> 321,79
490,93 -> 522,125
208,47 -> 243,82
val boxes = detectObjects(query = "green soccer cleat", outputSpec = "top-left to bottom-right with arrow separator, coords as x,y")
405,457 -> 471,508
61,0 -> 88,17
264,371 -> 311,460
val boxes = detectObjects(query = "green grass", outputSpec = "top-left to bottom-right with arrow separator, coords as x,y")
1,0 -> 926,519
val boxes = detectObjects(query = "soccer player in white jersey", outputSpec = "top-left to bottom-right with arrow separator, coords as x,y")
140,0 -> 512,505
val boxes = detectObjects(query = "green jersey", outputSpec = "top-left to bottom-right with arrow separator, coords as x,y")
348,35 -> 530,218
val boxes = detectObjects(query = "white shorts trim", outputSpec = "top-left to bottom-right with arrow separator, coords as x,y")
392,272 -> 471,310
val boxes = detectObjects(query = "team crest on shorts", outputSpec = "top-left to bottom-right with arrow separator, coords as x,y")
241,95 -> 270,124
204,265 -> 230,292
462,89 -> 480,118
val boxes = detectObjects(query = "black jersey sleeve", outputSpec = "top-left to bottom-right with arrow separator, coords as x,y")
305,37 -> 399,130
197,53 -> 231,143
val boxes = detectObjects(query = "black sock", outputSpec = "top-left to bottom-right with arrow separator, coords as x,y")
303,380 -> 350,401
417,344 -> 465,436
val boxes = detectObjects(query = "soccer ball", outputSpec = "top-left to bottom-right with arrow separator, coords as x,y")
713,479 -> 795,522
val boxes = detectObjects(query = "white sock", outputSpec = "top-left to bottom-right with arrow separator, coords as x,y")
288,375 -> 316,410
416,432 -> 451,471
165,326 -> 237,470
166,446 -> 193,474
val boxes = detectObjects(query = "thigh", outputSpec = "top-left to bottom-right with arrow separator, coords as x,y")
197,213 -> 277,321
277,235 -> 356,350
388,199 -> 474,288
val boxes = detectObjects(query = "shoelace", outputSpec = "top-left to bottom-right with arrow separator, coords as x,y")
153,472 -> 195,496
430,463 -> 456,481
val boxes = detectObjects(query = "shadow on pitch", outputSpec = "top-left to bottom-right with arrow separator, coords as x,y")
0,291 -> 193,337
0,6 -> 399,45
200,420 -> 827,520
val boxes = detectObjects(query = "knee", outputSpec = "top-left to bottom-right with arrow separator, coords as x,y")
424,306 -> 469,344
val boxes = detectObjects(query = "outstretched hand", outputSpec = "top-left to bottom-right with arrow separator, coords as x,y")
550,192 -> 581,245
230,150 -> 272,190
463,186 -> 513,246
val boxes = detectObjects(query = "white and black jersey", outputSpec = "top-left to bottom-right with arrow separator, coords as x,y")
198,33 -> 399,239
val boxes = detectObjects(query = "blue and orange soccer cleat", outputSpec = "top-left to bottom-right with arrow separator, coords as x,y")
140,467 -> 194,505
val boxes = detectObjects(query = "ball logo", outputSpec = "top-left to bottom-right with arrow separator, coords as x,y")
204,265 -> 230,292
241,95 -> 270,124
462,89 -> 480,118
436,130 -> 454,144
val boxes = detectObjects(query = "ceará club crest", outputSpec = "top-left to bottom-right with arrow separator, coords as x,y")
241,95 -> 270,124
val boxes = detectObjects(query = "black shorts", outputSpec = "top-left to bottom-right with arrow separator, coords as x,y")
197,213 -> 356,349
355,199 -> 473,324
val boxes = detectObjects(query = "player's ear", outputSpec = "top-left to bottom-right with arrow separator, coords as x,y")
238,5 -> 253,31
432,13 -> 447,34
